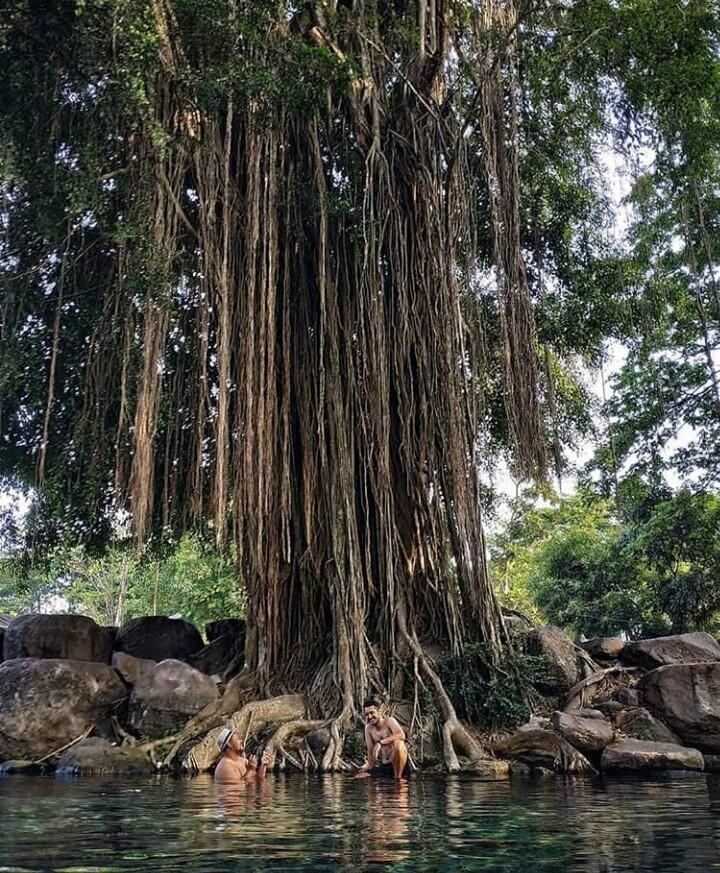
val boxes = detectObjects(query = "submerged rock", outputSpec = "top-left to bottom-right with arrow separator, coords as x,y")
621,632 -> 720,670
472,759 -> 510,780
115,616 -> 203,663
494,728 -> 595,774
601,739 -> 704,772
3,614 -> 114,663
525,626 -> 579,694
613,707 -> 680,744
640,662 -> 720,752
128,659 -> 219,739
550,710 -> 614,753
0,658 -> 127,760
56,738 -> 154,776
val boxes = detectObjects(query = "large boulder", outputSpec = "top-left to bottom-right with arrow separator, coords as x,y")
186,634 -> 244,679
621,632 -> 720,670
526,626 -> 578,693
0,658 -> 127,760
613,707 -> 680,744
601,739 -> 704,772
580,637 -> 624,662
204,619 -> 246,644
111,651 -> 157,686
494,728 -> 595,773
640,662 -> 720,752
550,710 -> 614,753
56,738 -> 154,776
127,659 -> 219,739
115,616 -> 203,662
3,614 -> 114,663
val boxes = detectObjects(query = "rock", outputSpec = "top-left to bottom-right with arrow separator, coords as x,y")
204,619 -> 246,644
526,626 -> 578,693
111,651 -> 157,686
616,688 -> 641,706
3,614 -> 114,663
704,755 -> 720,773
614,707 -> 680,744
115,616 -> 204,662
0,658 -> 127,760
621,632 -> 720,670
55,738 -> 154,776
128,659 -> 219,739
550,710 -> 614,753
580,637 -> 625,661
0,760 -> 45,776
186,634 -> 244,679
593,700 -> 625,716
640,662 -> 720,752
533,766 -> 556,778
494,728 -> 595,774
0,627 -> 4,662
472,759 -> 510,780
306,728 -> 332,756
509,761 -> 532,778
601,739 -> 704,772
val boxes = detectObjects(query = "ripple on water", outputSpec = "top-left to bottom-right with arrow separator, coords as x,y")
1,772 -> 719,871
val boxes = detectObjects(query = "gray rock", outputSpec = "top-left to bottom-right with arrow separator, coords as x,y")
621,632 -> 720,670
526,626 -> 579,694
3,614 -> 114,663
640,662 -> 720,752
601,739 -> 704,772
580,637 -> 625,661
494,728 -> 595,773
128,659 -> 219,739
0,658 -> 127,760
0,760 -> 45,776
56,737 -> 154,775
115,616 -> 203,662
0,627 -> 4,662
111,651 -> 157,686
616,688 -> 641,706
614,707 -> 680,744
550,710 -> 614,753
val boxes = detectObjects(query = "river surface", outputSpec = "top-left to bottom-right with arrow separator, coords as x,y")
1,772 -> 719,872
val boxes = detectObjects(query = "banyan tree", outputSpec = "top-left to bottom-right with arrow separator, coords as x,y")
1,0 -> 552,768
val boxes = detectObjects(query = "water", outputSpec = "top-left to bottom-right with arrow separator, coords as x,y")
1,772 -> 719,872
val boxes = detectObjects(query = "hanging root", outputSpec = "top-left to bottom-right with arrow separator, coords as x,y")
564,667 -> 641,712
398,618 -> 485,772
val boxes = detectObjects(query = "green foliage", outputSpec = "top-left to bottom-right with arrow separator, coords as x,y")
494,487 -> 720,639
435,643 -> 551,730
0,533 -> 242,630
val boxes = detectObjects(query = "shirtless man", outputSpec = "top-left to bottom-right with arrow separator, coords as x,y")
214,727 -> 271,784
356,697 -> 409,779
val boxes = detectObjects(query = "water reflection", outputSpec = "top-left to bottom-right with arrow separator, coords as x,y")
0,772 -> 718,871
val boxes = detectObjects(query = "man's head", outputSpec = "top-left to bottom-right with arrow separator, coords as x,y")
217,727 -> 244,756
363,696 -> 382,727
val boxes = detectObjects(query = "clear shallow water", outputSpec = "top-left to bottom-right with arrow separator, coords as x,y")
1,772 -> 719,872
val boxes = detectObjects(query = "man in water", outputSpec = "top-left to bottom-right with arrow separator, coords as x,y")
214,727 -> 271,784
356,697 -> 409,779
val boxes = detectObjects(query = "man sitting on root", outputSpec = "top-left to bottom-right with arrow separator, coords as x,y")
214,727 -> 271,784
356,696 -> 409,779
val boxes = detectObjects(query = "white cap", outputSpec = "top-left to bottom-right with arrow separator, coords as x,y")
217,727 -> 234,753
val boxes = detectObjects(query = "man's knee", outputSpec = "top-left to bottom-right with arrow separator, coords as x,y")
392,739 -> 408,757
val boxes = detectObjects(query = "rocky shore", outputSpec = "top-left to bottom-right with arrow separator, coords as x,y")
1,612 -> 719,780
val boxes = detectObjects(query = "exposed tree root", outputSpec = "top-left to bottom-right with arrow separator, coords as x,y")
564,666 -> 641,712
159,669 -> 258,765
494,728 -> 596,774
264,718 -> 327,767
175,694 -> 308,772
398,609 -> 486,772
